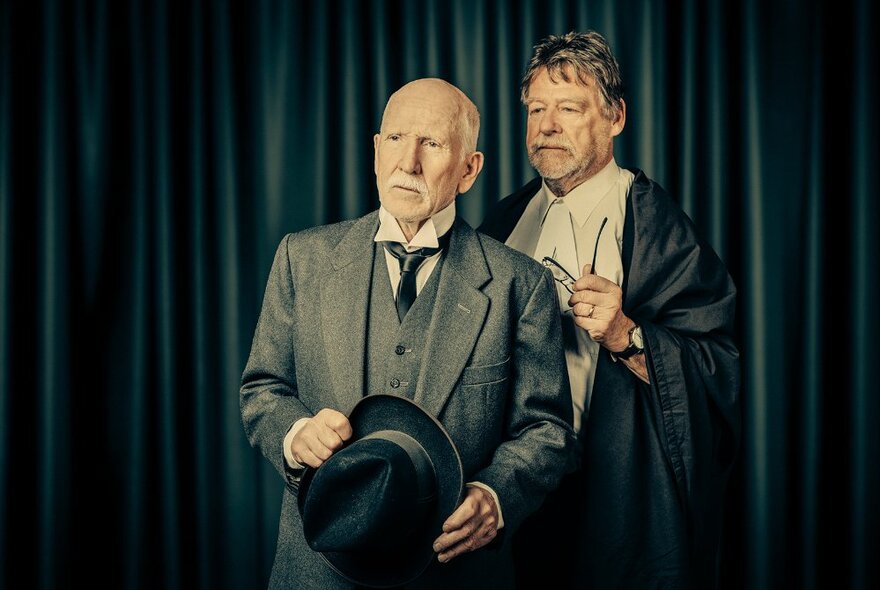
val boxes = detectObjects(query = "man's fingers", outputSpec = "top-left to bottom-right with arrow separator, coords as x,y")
441,496 -> 477,532
433,487 -> 499,562
568,289 -> 599,307
317,409 -> 353,440
573,272 -> 619,294
292,426 -> 342,468
291,409 -> 351,468
572,301 -> 600,318
432,518 -> 477,553
433,496 -> 479,552
569,287 -> 619,307
294,447 -> 324,469
573,316 -> 606,340
314,426 -> 345,452
297,437 -> 332,461
310,439 -> 334,461
436,527 -> 497,563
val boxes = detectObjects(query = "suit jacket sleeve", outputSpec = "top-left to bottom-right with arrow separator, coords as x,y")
240,234 -> 314,485
470,267 -> 576,533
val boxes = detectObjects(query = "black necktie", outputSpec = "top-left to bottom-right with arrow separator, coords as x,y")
381,232 -> 450,321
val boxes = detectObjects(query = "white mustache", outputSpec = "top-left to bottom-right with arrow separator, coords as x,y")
388,174 -> 427,194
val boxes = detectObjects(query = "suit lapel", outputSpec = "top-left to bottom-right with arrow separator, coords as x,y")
320,212 -> 378,413
414,219 -> 491,418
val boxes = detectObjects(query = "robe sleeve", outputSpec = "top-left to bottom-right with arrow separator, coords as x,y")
626,182 -> 741,523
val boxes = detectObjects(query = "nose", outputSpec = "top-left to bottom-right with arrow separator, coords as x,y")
398,140 -> 421,175
538,110 -> 561,135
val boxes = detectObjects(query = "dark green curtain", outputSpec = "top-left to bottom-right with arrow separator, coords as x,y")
1,0 -> 877,588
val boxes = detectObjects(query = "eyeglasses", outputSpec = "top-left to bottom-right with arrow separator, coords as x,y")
540,216 -> 609,295
542,256 -> 578,294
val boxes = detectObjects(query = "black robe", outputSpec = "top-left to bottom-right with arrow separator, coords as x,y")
479,170 -> 741,588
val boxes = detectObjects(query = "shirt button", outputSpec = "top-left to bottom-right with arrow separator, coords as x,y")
390,378 -> 400,388
395,345 -> 406,355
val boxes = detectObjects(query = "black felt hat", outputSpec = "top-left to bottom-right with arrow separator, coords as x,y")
297,394 -> 464,588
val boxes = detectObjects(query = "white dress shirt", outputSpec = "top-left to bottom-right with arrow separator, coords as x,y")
507,159 -> 634,432
374,202 -> 455,298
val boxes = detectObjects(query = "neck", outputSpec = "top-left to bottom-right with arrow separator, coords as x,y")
396,219 -> 426,242
544,156 -> 613,198
544,178 -> 576,198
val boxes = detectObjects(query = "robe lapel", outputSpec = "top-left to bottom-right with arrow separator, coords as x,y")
414,220 -> 491,418
320,212 -> 378,413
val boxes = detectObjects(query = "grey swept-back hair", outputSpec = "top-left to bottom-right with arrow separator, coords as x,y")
520,31 -> 625,120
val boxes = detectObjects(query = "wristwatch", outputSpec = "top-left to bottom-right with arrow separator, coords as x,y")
613,324 -> 644,360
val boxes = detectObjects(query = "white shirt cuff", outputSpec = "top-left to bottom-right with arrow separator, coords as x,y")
466,482 -> 505,530
283,418 -> 311,469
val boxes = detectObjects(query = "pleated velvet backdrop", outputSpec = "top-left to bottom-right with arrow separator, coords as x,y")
0,0 -> 877,588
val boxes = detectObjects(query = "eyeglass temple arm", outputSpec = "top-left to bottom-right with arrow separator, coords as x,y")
542,256 -> 578,283
589,217 -> 609,275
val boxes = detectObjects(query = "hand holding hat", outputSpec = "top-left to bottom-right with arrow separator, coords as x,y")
290,408 -> 353,468
433,485 -> 499,563
297,394 -> 464,588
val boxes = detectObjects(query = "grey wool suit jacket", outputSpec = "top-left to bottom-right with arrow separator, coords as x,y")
240,211 -> 575,589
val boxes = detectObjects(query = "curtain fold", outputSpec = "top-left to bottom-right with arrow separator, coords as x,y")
0,3 -> 10,587
1,1 -> 877,588
37,0 -> 70,587
850,0 -> 878,588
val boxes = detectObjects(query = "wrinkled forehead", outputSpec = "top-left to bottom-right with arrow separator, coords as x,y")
525,68 -> 605,111
527,65 -> 598,96
381,88 -> 463,139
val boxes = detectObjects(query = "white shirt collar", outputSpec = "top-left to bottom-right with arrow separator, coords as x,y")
375,202 -> 456,250
541,159 -> 622,228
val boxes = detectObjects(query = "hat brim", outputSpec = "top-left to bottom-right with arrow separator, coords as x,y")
298,394 -> 464,588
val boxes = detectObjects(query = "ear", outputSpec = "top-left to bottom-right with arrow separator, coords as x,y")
456,151 -> 485,195
610,99 -> 626,137
373,133 -> 380,175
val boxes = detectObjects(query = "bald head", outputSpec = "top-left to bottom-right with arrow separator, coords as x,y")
381,79 -> 481,154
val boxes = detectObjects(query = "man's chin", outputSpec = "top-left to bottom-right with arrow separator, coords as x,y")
531,165 -> 575,182
529,156 -> 575,179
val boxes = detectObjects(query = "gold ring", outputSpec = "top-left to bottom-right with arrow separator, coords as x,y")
587,305 -> 595,318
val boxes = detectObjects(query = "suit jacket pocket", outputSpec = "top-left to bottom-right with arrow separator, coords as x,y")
451,357 -> 511,474
460,357 -> 511,386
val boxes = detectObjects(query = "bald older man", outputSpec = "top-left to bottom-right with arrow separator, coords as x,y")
241,79 -> 574,589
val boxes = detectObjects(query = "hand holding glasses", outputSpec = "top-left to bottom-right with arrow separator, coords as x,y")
541,216 -> 608,294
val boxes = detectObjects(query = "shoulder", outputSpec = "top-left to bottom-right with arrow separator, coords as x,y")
473,229 -> 551,297
625,168 -> 735,298
477,231 -> 544,275
278,211 -> 377,260
628,169 -> 699,234
478,178 -> 543,241
285,218 -> 360,252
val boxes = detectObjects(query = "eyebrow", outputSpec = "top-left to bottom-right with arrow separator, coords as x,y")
525,97 -> 588,107
385,131 -> 449,144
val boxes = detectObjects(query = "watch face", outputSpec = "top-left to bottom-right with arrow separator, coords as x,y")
631,326 -> 644,349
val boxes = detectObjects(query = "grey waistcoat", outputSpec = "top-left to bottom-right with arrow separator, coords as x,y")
365,243 -> 443,399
